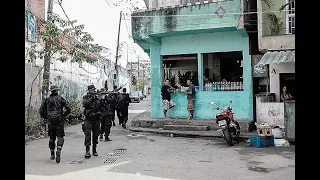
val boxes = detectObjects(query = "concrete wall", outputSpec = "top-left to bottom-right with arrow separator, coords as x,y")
259,0 -> 286,36
256,96 -> 284,126
132,0 -> 242,41
150,31 -> 253,120
152,0 -> 180,8
25,41 -> 130,122
259,35 -> 295,51
269,63 -> 295,102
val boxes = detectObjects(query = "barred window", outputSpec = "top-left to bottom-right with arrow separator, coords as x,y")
286,0 -> 295,34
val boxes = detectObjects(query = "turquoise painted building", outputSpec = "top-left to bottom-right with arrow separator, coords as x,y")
132,0 -> 253,121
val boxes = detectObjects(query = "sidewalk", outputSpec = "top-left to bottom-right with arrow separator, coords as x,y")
129,110 -> 256,139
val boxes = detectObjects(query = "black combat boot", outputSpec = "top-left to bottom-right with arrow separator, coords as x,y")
99,134 -> 103,140
112,121 -> 116,126
92,146 -> 98,156
105,136 -> 112,142
84,146 -> 91,159
50,150 -> 55,160
122,123 -> 126,129
56,147 -> 62,163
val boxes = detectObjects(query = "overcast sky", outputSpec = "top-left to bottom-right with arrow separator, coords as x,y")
46,0 -> 150,67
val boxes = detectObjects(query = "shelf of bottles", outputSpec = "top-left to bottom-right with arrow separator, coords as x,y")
204,82 -> 244,91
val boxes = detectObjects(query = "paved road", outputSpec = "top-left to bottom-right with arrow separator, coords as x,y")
25,98 -> 295,180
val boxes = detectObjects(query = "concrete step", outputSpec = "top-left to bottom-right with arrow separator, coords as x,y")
163,124 -> 209,131
131,119 -> 250,132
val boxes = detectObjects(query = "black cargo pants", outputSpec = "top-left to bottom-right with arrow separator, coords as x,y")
83,114 -> 100,147
100,115 -> 112,137
48,121 -> 65,150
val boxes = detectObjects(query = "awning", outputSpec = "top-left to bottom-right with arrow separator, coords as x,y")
256,50 -> 295,66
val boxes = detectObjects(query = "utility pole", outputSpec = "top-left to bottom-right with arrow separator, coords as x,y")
138,55 -> 140,78
114,11 -> 122,87
41,0 -> 54,102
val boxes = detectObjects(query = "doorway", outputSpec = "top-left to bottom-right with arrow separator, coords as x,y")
279,73 -> 295,100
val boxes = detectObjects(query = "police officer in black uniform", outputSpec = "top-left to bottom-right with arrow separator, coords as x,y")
117,88 -> 131,129
111,85 -> 122,126
39,85 -> 71,163
99,88 -> 114,142
82,85 -> 102,159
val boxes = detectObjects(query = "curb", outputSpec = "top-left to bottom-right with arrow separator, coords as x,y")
128,127 -> 252,140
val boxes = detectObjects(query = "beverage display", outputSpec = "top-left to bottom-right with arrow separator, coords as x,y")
204,81 -> 244,91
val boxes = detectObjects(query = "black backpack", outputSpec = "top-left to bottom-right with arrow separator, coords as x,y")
46,96 -> 63,123
117,93 -> 129,108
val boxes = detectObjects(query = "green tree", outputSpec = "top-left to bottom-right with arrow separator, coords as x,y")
135,78 -> 145,90
27,13 -> 102,101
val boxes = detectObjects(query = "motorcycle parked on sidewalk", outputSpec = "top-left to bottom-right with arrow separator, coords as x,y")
211,100 -> 240,146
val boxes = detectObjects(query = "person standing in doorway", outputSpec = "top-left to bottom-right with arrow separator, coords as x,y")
184,79 -> 196,120
161,79 -> 176,120
39,85 -> 71,163
280,86 -> 293,102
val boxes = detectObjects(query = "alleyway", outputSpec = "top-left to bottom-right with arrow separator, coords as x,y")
25,98 -> 295,180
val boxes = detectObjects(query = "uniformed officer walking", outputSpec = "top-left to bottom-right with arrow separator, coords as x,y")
117,88 -> 131,129
39,85 -> 71,163
111,85 -> 121,126
99,88 -> 114,142
82,85 -> 102,159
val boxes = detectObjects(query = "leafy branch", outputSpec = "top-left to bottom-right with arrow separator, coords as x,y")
262,0 -> 290,35
29,13 -> 102,64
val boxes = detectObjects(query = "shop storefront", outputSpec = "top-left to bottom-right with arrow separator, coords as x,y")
150,30 -> 253,121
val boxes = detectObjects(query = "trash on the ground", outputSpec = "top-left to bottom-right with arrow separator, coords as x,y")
217,129 -> 222,132
258,122 -> 270,127
131,133 -> 137,136
136,172 -> 141,176
274,139 -> 290,147
272,128 -> 283,139
159,128 -> 163,130
170,134 -> 173,137
246,139 -> 250,143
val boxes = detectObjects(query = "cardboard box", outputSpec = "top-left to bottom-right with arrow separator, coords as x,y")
257,126 -> 273,137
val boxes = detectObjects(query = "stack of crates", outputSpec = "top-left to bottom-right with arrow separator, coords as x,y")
249,125 -> 275,148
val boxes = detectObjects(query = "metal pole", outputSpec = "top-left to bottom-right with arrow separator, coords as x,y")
41,0 -> 54,102
114,11 -> 122,87
138,55 -> 140,78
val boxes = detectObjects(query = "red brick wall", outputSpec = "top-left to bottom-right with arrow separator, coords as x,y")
25,0 -> 45,43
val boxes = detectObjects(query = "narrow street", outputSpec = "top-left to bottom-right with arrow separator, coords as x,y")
25,98 -> 295,180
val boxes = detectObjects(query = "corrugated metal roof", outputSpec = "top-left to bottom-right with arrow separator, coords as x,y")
256,50 -> 295,66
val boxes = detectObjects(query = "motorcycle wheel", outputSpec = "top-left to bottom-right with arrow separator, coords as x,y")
223,125 -> 235,146
233,124 -> 241,143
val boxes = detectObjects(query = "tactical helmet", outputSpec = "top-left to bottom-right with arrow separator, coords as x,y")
50,85 -> 60,92
87,85 -> 96,90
